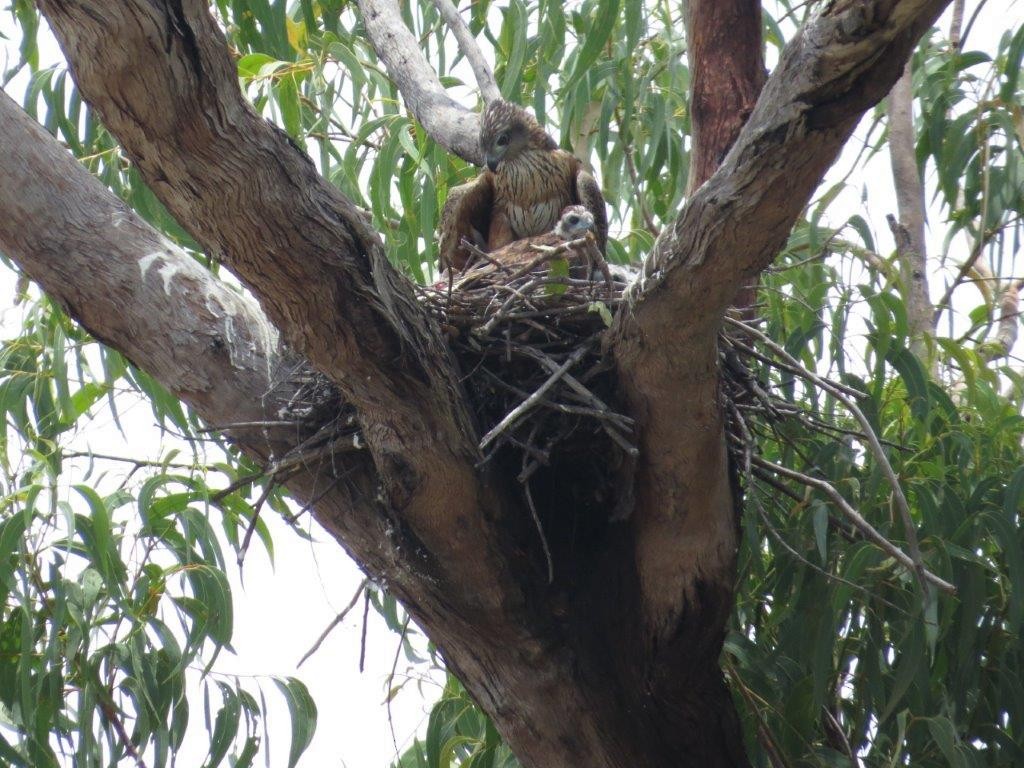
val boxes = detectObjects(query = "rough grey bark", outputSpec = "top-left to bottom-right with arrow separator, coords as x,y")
2,0 -> 954,765
888,61 -> 934,361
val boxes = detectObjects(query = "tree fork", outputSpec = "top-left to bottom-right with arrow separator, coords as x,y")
7,0 -> 955,765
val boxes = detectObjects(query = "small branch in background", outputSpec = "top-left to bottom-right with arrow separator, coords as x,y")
726,317 -> 943,601
427,0 -> 501,103
821,705 -> 857,767
949,0 -> 966,49
887,59 -> 934,361
982,279 -> 1024,361
614,107 -> 660,238
61,450 -> 200,471
751,455 -> 955,595
887,214 -> 933,361
570,101 -> 603,172
99,702 -> 149,768
386,617 -> 412,760
298,577 -> 370,667
934,138 -> 994,325
723,658 -> 791,768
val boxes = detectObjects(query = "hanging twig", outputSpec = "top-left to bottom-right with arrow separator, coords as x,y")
297,577 -> 370,667
237,476 -> 285,567
359,588 -> 371,673
751,455 -> 954,594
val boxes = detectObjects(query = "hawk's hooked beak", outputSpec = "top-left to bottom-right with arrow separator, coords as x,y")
485,153 -> 500,173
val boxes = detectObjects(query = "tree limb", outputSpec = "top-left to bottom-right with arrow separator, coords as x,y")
35,0 -> 520,618
887,61 -> 934,361
358,0 -> 484,163
610,0 -> 951,650
620,0 -> 953,321
427,0 -> 501,104
0,88 -> 397,583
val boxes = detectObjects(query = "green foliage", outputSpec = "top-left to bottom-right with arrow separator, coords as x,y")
0,297 -> 314,767
1,0 -> 1024,767
394,675 -> 518,768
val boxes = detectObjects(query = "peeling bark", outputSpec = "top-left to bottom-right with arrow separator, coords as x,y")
685,0 -> 766,316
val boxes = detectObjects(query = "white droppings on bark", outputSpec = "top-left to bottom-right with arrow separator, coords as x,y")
138,251 -> 163,279
204,289 -> 280,379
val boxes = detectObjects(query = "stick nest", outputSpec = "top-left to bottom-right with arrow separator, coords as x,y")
421,260 -> 635,461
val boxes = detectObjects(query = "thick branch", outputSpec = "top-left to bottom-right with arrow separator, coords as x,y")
0,90 -> 659,768
358,0 -> 484,163
0,88 -> 395,577
686,0 -> 765,316
623,0 -> 952,322
610,0 -> 950,667
36,0 -> 518,618
685,0 -> 765,193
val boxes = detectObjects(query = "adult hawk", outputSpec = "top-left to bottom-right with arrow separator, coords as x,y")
439,100 -> 608,271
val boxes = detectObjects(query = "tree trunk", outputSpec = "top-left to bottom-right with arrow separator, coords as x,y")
2,1 -> 953,764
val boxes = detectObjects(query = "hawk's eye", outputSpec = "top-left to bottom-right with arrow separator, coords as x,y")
496,133 -> 510,147
566,215 -> 580,226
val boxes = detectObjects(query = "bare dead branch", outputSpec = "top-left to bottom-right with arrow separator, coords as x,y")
751,455 -> 955,594
949,0 -> 965,48
427,0 -> 501,103
298,577 -> 370,667
725,316 -> 935,599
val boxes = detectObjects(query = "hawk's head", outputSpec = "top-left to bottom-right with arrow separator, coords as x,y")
553,205 -> 595,240
479,99 -> 557,173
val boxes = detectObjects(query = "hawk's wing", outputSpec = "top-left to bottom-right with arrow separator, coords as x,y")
574,169 -> 609,254
438,173 -> 495,272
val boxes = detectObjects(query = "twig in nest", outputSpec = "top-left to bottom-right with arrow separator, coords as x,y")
478,345 -> 590,450
513,344 -> 638,455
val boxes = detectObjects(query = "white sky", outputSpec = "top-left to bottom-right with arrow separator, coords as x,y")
0,1 -> 1021,767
